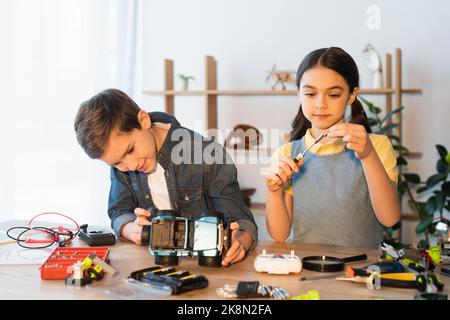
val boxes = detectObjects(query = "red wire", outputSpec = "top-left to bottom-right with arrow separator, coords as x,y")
26,212 -> 80,245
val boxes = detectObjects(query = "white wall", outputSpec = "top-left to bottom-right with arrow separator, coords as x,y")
140,0 -> 450,242
1,0 -> 449,243
0,0 -> 140,227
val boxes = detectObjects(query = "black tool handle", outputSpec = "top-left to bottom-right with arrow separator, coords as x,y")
141,225 -> 151,245
140,207 -> 158,245
342,254 -> 367,263
380,278 -> 417,289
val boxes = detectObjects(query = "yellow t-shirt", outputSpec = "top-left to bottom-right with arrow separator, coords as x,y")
271,129 -> 398,196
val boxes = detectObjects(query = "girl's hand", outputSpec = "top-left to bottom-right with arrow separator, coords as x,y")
265,157 -> 303,192
327,123 -> 374,160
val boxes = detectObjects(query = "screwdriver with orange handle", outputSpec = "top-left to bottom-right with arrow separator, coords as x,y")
268,132 -> 328,186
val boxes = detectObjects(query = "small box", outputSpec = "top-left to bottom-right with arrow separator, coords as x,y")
79,224 -> 116,246
40,246 -> 110,280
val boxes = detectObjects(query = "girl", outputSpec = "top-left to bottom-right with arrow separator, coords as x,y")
265,47 -> 400,249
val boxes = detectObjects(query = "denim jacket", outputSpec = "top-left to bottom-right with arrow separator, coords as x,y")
108,112 -> 258,248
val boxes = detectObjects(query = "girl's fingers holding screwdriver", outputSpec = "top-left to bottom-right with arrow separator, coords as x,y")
275,167 -> 289,184
266,175 -> 282,189
282,157 -> 300,173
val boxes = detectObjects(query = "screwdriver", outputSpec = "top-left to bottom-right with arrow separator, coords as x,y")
268,132 -> 328,186
345,261 -> 405,277
336,273 -> 419,290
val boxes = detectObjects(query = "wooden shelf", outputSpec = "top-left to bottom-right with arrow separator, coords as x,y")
401,151 -> 423,158
143,90 -> 205,96
248,202 -> 265,216
143,88 -> 422,96
146,50 -> 423,243
401,213 -> 420,221
227,147 -> 272,156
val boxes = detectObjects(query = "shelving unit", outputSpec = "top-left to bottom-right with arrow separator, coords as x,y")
143,48 -> 423,240
143,51 -> 421,138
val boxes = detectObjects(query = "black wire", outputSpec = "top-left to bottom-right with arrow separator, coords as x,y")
6,226 -> 77,249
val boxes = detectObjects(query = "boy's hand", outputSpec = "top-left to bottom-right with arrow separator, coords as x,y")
121,208 -> 151,245
221,222 -> 252,267
327,123 -> 374,160
265,157 -> 302,192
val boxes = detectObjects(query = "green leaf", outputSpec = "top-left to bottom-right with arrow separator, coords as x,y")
436,145 -> 448,161
387,135 -> 401,143
403,173 -> 421,184
426,173 -> 446,189
396,156 -> 407,166
417,185 -> 429,194
393,145 -> 409,153
416,216 -> 433,234
435,191 -> 445,213
408,200 -> 426,217
436,159 -> 448,174
425,196 -> 437,216
361,97 -> 382,114
381,107 -> 404,125
380,123 -> 399,134
397,184 -> 405,202
368,118 -> 379,127
446,153 -> 450,165
442,181 -> 450,197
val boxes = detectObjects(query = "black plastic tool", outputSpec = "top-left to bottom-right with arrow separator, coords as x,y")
302,254 -> 367,272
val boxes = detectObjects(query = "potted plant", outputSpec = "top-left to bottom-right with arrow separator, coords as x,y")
400,145 -> 450,244
178,74 -> 196,91
361,97 -> 450,245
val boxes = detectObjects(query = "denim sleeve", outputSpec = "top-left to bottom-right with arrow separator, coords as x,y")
108,167 -> 138,238
205,143 -> 258,250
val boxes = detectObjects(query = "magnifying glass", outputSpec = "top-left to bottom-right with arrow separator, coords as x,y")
301,254 -> 367,273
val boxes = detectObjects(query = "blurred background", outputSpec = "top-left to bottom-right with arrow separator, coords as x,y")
1,0 -> 449,244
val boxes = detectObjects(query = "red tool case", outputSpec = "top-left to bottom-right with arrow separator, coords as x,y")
40,246 -> 110,280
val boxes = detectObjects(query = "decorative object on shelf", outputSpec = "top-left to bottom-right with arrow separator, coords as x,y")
143,50 -> 421,131
240,188 -> 256,207
362,44 -> 384,89
265,63 -> 296,90
224,124 -> 263,150
178,74 -> 196,91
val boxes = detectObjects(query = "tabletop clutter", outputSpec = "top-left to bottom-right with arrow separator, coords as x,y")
3,214 -> 450,300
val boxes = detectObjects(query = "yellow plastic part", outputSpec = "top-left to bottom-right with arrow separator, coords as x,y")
291,290 -> 320,300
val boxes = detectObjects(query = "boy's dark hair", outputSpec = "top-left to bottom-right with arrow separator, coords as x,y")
290,47 -> 372,141
74,88 -> 142,159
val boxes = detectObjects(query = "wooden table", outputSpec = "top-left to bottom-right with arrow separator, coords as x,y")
1,221 -> 449,300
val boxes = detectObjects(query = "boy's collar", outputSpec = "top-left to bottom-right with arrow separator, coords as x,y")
148,112 -> 180,166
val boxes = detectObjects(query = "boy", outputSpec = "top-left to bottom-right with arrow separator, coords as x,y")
74,89 -> 258,266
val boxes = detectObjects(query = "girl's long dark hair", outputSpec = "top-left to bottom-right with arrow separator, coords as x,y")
290,47 -> 372,141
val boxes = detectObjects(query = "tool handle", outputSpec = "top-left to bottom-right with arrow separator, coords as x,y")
141,225 -> 151,245
268,157 -> 302,186
342,254 -> 367,263
380,278 -> 417,289
381,273 -> 417,281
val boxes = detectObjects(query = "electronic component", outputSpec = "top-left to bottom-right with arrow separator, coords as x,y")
79,224 -> 116,246
129,265 -> 208,295
254,250 -> 302,274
